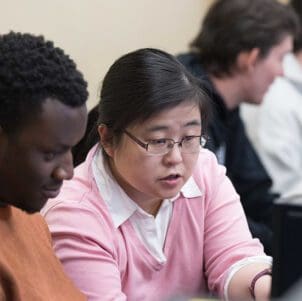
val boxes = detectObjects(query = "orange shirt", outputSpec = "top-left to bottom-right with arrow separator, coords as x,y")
0,206 -> 86,301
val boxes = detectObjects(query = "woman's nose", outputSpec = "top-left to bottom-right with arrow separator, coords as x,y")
163,144 -> 183,165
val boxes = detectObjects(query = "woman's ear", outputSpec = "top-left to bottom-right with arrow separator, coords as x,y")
236,48 -> 260,73
98,124 -> 114,157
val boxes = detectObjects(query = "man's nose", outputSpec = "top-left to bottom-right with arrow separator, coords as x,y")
52,151 -> 74,181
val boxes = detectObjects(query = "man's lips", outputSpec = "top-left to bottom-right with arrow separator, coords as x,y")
42,184 -> 62,199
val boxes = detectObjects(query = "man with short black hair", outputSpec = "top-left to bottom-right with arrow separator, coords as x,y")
0,32 -> 88,300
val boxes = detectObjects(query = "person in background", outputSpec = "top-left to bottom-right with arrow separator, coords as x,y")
43,48 -> 272,301
177,0 -> 299,254
0,32 -> 88,300
241,0 -> 302,199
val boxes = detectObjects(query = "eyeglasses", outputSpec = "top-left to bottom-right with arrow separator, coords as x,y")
123,130 -> 207,156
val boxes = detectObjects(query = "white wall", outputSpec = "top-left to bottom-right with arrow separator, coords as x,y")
0,0 -> 213,109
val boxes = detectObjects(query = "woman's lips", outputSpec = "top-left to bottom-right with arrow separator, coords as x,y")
159,174 -> 182,187
161,174 -> 180,180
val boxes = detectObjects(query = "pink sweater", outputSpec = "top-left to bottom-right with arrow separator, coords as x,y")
42,146 -> 265,301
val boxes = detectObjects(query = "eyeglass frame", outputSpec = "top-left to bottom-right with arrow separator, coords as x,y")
123,129 -> 207,156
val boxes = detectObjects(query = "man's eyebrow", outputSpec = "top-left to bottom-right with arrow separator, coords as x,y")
54,143 -> 72,151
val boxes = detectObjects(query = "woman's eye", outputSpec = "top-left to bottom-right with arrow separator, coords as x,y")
183,136 -> 195,142
149,139 -> 167,145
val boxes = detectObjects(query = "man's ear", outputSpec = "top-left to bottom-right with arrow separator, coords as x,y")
236,48 -> 260,72
98,124 -> 114,157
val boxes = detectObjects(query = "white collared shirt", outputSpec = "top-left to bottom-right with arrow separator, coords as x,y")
92,148 -> 202,263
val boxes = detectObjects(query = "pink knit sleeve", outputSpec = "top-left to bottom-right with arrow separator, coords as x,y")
43,203 -> 127,301
197,150 -> 266,297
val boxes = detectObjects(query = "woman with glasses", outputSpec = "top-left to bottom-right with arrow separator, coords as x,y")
42,48 -> 271,301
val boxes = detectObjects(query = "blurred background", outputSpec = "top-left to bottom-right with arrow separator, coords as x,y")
0,0 -> 216,109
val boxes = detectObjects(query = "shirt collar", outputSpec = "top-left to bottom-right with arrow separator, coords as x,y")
92,149 -> 203,228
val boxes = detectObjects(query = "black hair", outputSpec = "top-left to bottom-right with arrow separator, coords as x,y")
0,31 -> 88,134
73,105 -> 99,166
290,0 -> 302,52
191,0 -> 299,77
99,48 -> 210,130
73,48 -> 211,163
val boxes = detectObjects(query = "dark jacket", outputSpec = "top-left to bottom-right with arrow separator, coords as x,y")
178,53 -> 278,254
